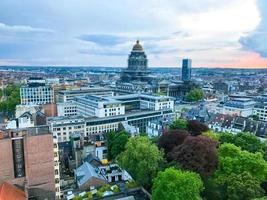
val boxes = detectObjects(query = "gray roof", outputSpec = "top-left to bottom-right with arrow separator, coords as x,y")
76,162 -> 106,187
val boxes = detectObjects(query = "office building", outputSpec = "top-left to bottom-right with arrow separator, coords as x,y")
253,103 -> 267,122
20,78 -> 54,105
181,59 -> 192,81
48,94 -> 175,143
74,95 -> 125,118
58,87 -> 114,103
57,102 -> 78,117
223,98 -> 256,117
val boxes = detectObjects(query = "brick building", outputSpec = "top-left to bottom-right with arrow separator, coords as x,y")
0,126 -> 59,199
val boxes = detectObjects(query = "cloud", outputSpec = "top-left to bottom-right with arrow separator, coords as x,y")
239,0 -> 267,57
0,0 -> 265,67
78,34 -> 126,46
0,22 -> 54,33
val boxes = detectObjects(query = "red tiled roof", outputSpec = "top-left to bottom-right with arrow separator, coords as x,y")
0,182 -> 26,200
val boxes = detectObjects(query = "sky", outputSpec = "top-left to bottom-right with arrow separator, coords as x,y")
0,0 -> 267,68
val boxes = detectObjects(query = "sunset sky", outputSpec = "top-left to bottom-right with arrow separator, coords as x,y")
0,0 -> 266,68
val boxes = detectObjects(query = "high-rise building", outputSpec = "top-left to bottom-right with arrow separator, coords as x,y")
0,126 -> 60,199
121,40 -> 151,82
20,77 -> 54,105
181,59 -> 192,81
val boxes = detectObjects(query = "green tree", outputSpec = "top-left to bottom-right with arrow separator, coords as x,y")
219,132 -> 265,154
118,136 -> 164,188
211,143 -> 267,200
225,172 -> 264,200
107,131 -> 129,160
0,84 -> 20,116
233,132 -> 264,153
152,167 -> 203,200
169,118 -> 188,130
218,132 -> 235,144
253,197 -> 267,200
203,130 -> 220,141
215,143 -> 267,182
185,88 -> 205,102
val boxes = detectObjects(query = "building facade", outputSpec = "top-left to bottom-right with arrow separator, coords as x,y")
254,103 -> 267,122
181,59 -> 192,81
20,78 -> 54,105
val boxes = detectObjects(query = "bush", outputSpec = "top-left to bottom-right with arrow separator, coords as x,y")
112,185 -> 120,193
126,181 -> 138,189
96,184 -> 111,197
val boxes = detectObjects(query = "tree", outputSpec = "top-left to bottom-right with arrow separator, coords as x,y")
107,131 -> 129,160
202,130 -> 220,141
158,129 -> 189,158
218,132 -> 235,144
152,167 -> 203,200
219,132 -> 265,154
232,132 -> 264,153
253,197 -> 267,200
215,143 -> 267,184
118,136 -> 164,188
187,120 -> 209,136
169,118 -> 188,130
169,135 -> 218,178
0,84 -> 20,116
225,172 -> 264,200
185,88 -> 205,102
211,143 -> 267,200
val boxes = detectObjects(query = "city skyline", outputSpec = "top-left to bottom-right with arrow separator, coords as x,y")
0,0 -> 267,68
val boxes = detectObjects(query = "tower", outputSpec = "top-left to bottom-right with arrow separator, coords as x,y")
182,58 -> 192,81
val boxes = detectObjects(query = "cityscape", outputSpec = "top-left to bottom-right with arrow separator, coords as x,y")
1,0 -> 267,200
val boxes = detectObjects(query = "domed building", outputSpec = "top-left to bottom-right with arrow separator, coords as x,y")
121,40 -> 151,82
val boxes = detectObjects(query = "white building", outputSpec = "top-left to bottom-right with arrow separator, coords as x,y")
6,112 -> 35,129
53,136 -> 61,199
73,94 -> 174,118
47,116 -> 85,143
20,78 -> 54,105
222,98 -> 255,117
15,104 -> 43,118
254,103 -> 267,122
58,87 -> 114,103
57,102 -> 77,117
74,95 -> 125,118
48,93 -> 174,143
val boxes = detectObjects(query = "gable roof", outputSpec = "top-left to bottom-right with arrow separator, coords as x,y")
76,162 -> 106,187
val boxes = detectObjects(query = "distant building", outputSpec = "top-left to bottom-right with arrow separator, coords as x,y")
48,94 -> 174,143
183,104 -> 211,123
213,81 -> 230,94
20,77 -> 54,105
253,102 -> 267,122
181,59 -> 192,81
121,40 -> 151,82
208,114 -> 267,138
223,98 -> 255,117
58,87 -> 114,103
0,126 -> 60,199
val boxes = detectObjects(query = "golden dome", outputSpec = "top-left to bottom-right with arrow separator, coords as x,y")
132,40 -> 144,51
